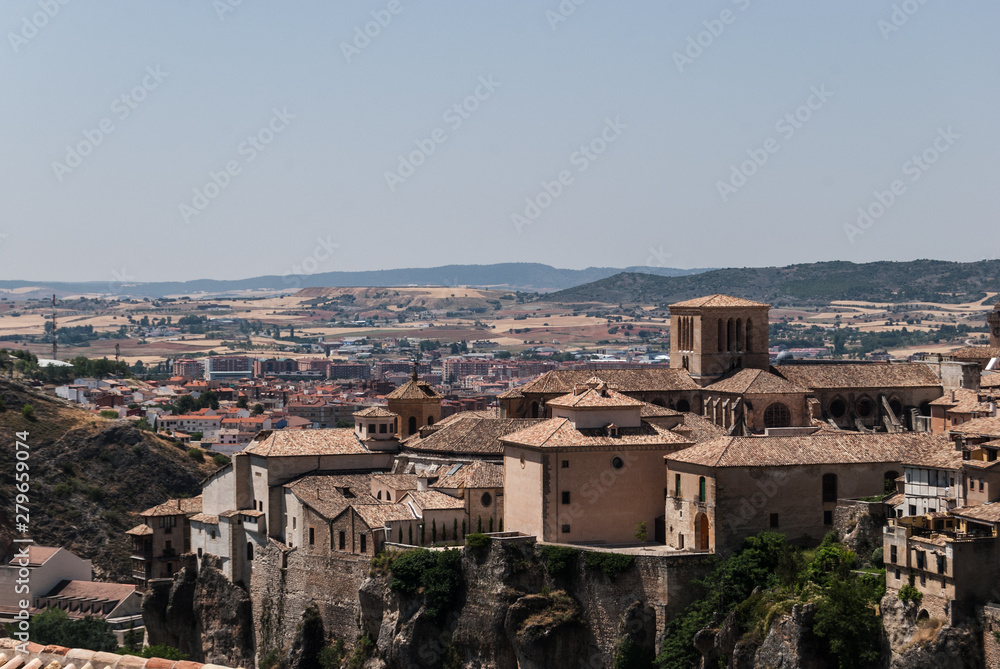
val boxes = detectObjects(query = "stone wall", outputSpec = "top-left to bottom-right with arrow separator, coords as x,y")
250,540 -> 372,663
983,604 -> 1000,669
833,499 -> 887,558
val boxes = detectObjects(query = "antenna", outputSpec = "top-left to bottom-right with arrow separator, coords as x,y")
115,343 -> 121,373
51,294 -> 57,361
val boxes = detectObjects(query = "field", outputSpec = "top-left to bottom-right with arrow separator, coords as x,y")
0,287 -> 993,365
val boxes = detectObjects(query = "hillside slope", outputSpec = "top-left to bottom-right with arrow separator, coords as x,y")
545,259 -> 1000,306
0,381 -> 217,579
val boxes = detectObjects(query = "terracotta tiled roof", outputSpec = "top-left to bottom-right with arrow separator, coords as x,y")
125,524 -> 154,536
189,513 -> 220,524
905,445 -> 964,470
139,496 -> 203,517
354,502 -> 416,529
431,461 -> 503,489
949,416 -> 1000,438
669,413 -> 728,443
980,373 -> 1000,388
497,387 -> 524,399
386,379 -> 441,400
960,458 -> 1000,470
547,386 -> 645,409
640,403 -> 681,418
285,472 -> 382,520
372,473 -> 419,491
517,368 -> 700,394
775,363 -> 941,390
42,579 -> 135,603
245,429 -> 368,456
8,546 -> 60,566
503,418 -> 691,449
704,368 -> 810,395
950,346 -> 1000,360
403,489 -> 466,510
403,415 -> 547,455
950,503 -> 1000,524
669,294 -> 770,308
667,432 -> 954,468
929,388 -> 979,406
353,406 -> 398,418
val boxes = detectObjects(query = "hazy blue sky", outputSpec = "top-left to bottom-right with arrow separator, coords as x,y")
2,1 -> 997,282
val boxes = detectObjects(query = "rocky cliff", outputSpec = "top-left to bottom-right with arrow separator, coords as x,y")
143,554 -> 255,667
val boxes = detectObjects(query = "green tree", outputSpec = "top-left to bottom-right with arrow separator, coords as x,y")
237,395 -> 248,409
30,608 -> 117,651
633,521 -> 647,544
252,403 -> 264,416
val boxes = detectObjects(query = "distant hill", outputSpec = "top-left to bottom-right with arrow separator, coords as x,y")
544,260 -> 1000,306
0,263 -> 710,300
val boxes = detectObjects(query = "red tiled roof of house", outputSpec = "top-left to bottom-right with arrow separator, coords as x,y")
245,429 -> 368,456
666,432 -> 954,469
518,368 -> 700,394
704,368 -> 810,395
7,546 -> 60,567
139,496 -> 203,517
503,417 -> 691,449
776,362 -> 941,390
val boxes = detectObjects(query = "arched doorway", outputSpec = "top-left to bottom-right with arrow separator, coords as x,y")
694,513 -> 710,551
676,399 -> 691,413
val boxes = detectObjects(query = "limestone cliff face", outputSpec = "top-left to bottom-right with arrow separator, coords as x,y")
143,554 -> 254,667
880,594 -> 983,669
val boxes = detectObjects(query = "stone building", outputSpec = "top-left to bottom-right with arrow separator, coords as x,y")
669,294 -> 771,385
502,379 -> 694,544
386,367 -> 442,437
700,368 -> 812,434
774,362 -> 943,431
664,433 -> 953,554
126,496 -> 202,589
498,368 -> 702,418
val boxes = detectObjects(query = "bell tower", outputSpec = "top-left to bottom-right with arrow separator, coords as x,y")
669,294 -> 770,386
988,303 -> 1000,348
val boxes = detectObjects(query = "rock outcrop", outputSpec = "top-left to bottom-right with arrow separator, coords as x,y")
144,554 -> 254,667
881,594 -> 983,669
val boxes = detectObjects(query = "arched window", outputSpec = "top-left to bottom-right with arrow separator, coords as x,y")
717,319 -> 724,352
530,402 -> 539,418
763,403 -> 791,428
676,399 -> 691,413
856,397 -> 874,418
736,318 -> 743,351
427,415 -> 434,426
408,416 -> 417,435
822,473 -> 838,503
727,319 -> 735,352
745,319 -> 753,351
829,398 -> 847,418
698,476 -> 706,502
246,542 -> 253,561
377,491 -> 382,500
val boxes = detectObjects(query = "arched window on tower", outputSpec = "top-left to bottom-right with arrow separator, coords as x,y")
727,319 -> 735,352
408,416 -> 417,435
736,318 -> 743,351
717,319 -> 724,352
745,319 -> 753,351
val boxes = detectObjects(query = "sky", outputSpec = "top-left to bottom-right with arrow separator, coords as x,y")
1,1 -> 998,283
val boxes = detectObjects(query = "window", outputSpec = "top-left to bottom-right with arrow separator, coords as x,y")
855,397 -> 874,418
763,403 -> 791,428
769,513 -> 779,529
258,501 -> 263,511
895,568 -> 901,580
915,551 -> 925,569
675,473 -> 681,497
481,492 -> 493,507
369,423 -> 375,434
360,534 -> 367,554
408,416 -> 417,435
937,555 -> 946,574
561,524 -> 571,533
561,460 -> 569,468
890,545 -> 897,563
164,540 -> 173,552
980,479 -> 985,491
909,505 -> 917,516
562,491 -> 571,504
339,531 -> 346,550
377,491 -> 382,500
822,473 -> 838,503
823,510 -> 833,525
292,517 -> 296,529
829,399 -> 847,418
309,527 -> 315,545
698,477 -> 706,503
678,534 -> 684,549
611,456 -> 624,470
246,542 -> 253,560
197,547 -> 203,558
166,562 -> 174,575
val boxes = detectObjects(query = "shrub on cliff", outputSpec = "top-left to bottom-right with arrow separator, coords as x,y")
539,545 -> 579,580
388,548 -> 463,622
583,551 -> 635,581
466,532 -> 490,549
